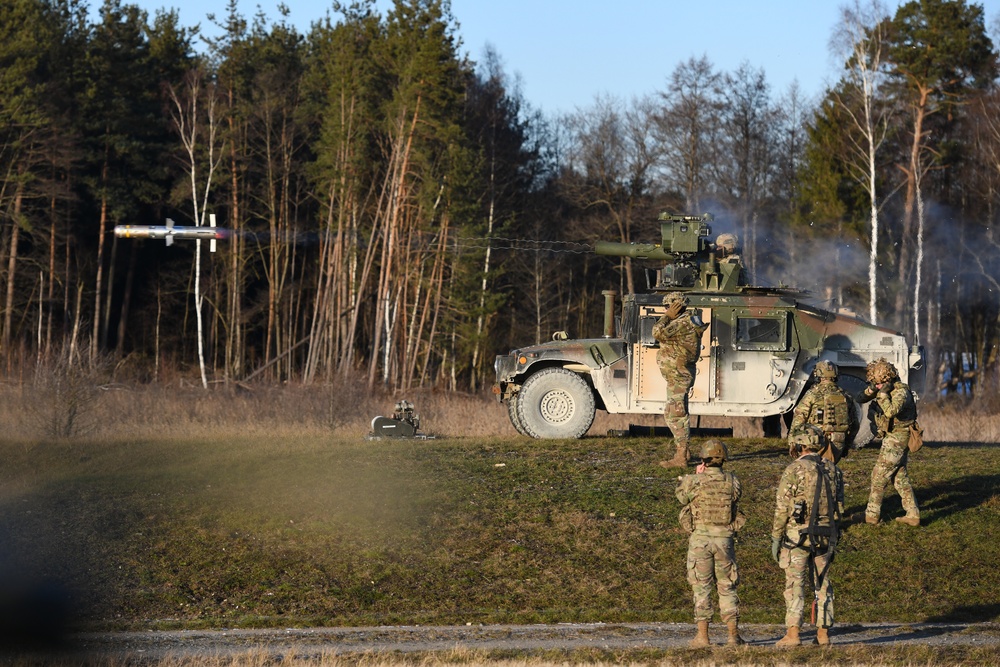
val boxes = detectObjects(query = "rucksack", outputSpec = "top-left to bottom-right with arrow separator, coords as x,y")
820,391 -> 850,433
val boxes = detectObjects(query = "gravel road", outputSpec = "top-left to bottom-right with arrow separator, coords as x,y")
59,621 -> 1000,660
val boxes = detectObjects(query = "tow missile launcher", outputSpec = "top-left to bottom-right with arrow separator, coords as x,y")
493,212 -> 925,442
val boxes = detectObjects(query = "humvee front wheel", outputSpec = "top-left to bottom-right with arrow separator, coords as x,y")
507,391 -> 531,436
516,368 -> 596,439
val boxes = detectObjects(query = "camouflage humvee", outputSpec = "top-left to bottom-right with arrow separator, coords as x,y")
493,213 -> 925,443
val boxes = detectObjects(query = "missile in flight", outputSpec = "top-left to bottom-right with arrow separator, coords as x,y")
114,216 -> 228,252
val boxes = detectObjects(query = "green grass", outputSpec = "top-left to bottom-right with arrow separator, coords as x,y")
0,434 -> 997,634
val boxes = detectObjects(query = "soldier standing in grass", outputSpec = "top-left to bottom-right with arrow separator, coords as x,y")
856,358 -> 921,526
653,292 -> 708,468
788,360 -> 855,463
675,440 -> 745,647
771,425 -> 843,647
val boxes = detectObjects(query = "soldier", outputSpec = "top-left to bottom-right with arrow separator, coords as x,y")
675,440 -> 744,647
855,358 -> 920,526
715,233 -> 741,264
788,361 -> 855,463
653,292 -> 709,468
771,425 -> 843,647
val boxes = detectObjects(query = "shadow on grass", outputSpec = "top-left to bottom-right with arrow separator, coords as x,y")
917,472 -> 1000,524
834,622 -> 977,644
840,469 -> 1000,528
927,603 -> 1000,623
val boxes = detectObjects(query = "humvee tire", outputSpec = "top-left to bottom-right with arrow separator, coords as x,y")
507,391 -> 530,437
516,367 -> 596,439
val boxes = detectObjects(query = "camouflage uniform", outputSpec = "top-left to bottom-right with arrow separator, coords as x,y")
675,468 -> 742,623
857,379 -> 919,522
653,302 -> 707,459
788,378 -> 854,463
772,451 -> 843,631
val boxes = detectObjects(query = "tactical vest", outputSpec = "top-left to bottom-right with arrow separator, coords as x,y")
691,473 -> 735,527
816,391 -> 850,434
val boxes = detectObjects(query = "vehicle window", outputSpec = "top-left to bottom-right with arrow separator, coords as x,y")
735,316 -> 787,351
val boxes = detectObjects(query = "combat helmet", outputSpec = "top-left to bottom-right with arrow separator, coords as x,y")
700,439 -> 728,463
866,358 -> 898,384
715,233 -> 739,255
662,291 -> 688,307
790,424 -> 824,452
813,360 -> 838,379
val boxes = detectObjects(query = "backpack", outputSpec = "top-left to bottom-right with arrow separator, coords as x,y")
820,391 -> 850,434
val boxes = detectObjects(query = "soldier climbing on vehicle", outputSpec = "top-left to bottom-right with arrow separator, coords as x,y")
653,292 -> 708,468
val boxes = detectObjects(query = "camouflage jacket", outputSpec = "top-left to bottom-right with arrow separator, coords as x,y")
789,380 -> 854,436
652,311 -> 707,368
676,467 -> 742,537
859,380 -> 916,437
771,453 -> 843,542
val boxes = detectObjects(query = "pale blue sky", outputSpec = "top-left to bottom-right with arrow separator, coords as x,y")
102,0 -> 1000,114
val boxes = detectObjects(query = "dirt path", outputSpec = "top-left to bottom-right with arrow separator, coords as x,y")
62,621 -> 1000,659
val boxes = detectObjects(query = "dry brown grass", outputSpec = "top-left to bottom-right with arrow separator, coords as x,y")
0,370 -> 994,443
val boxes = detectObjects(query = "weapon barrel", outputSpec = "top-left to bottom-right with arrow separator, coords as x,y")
594,240 -> 670,261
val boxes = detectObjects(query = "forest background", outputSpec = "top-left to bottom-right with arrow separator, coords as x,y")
2,0 -> 1000,431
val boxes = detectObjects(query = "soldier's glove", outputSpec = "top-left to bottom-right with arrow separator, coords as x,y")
864,382 -> 878,397
771,536 -> 781,563
665,300 -> 685,319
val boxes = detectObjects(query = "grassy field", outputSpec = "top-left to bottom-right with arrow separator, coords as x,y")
2,429 -> 998,629
0,382 -> 999,664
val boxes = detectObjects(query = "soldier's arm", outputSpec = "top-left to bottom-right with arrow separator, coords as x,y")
788,391 -> 814,434
732,474 -> 742,504
876,383 -> 905,419
771,469 -> 796,538
675,475 -> 695,505
651,316 -> 671,342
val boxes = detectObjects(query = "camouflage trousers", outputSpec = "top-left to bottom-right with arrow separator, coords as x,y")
780,544 -> 834,628
662,365 -> 695,446
866,439 -> 919,520
686,534 -> 740,622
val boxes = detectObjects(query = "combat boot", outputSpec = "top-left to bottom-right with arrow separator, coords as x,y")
816,627 -> 831,645
775,626 -> 800,647
851,512 -> 879,525
689,620 -> 710,648
895,515 -> 920,526
726,619 -> 744,646
659,441 -> 691,469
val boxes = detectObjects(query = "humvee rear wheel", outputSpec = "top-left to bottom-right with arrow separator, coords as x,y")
507,391 -> 531,436
516,368 -> 596,439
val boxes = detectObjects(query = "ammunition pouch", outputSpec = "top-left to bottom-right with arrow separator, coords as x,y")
679,505 -> 694,533
907,421 -> 924,453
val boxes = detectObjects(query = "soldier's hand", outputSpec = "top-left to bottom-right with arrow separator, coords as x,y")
864,382 -> 877,397
771,537 -> 781,563
665,300 -> 685,319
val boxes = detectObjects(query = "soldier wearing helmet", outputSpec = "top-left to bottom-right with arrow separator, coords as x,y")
653,292 -> 709,468
715,233 -> 740,263
787,360 -> 856,463
855,358 -> 920,527
771,424 -> 844,647
675,439 -> 745,647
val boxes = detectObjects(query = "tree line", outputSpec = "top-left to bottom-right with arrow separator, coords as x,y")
1,0 -> 998,398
